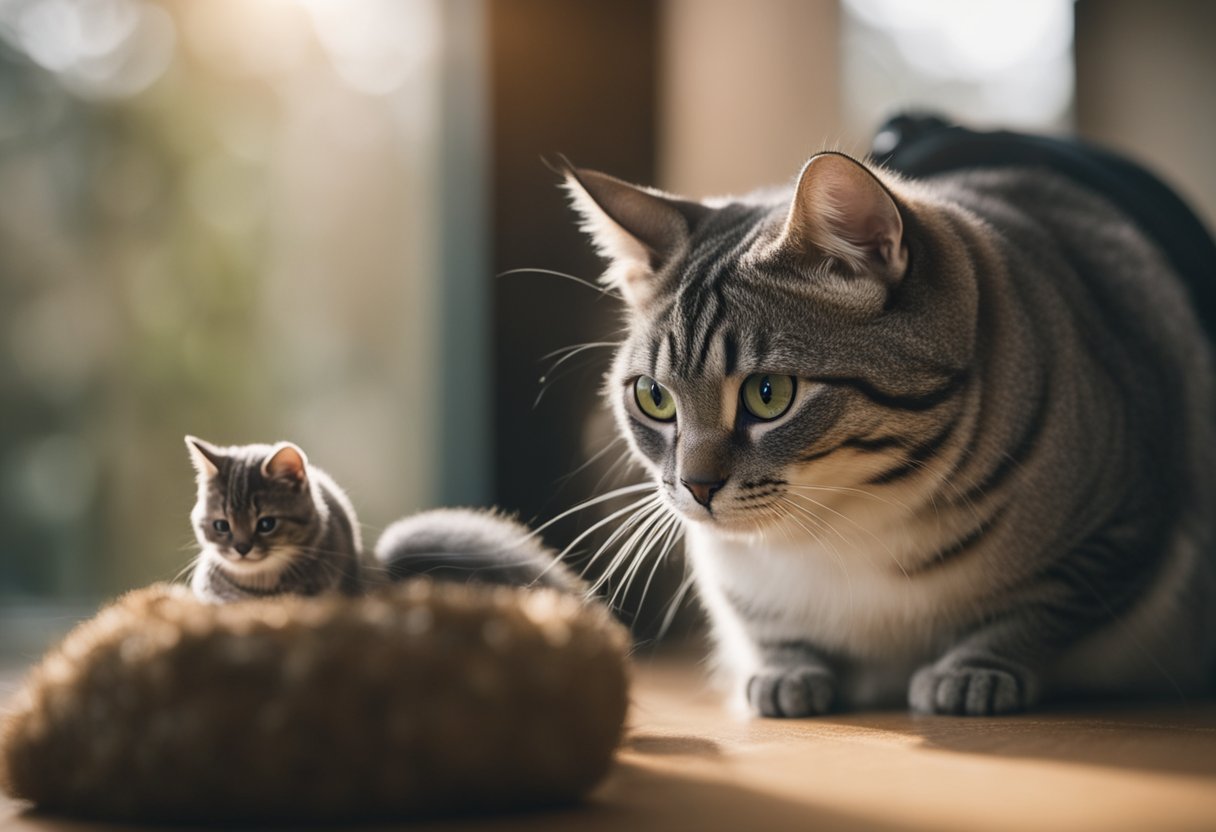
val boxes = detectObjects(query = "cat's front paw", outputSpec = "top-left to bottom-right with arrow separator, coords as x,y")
909,662 -> 1034,716
746,666 -> 835,718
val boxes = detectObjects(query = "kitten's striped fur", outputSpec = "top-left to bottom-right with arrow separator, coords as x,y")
564,150 -> 1216,716
186,437 -> 366,602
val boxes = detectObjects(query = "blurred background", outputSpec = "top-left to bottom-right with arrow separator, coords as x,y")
1,0 -> 1213,656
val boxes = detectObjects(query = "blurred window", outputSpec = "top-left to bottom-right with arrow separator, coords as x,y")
0,0 -> 483,642
842,0 -> 1075,136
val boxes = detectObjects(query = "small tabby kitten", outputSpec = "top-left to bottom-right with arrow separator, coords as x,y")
561,138 -> 1216,716
186,436 -> 365,602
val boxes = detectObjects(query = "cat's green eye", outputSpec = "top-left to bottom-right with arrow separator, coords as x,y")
741,374 -> 796,421
634,376 -> 676,422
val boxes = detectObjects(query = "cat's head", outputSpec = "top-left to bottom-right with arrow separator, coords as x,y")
564,153 -> 976,536
185,436 -> 327,588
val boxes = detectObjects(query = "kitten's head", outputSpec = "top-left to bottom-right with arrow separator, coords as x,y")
564,153 -> 976,536
186,436 -> 327,589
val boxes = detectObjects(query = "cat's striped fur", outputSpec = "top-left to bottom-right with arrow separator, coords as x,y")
564,150 -> 1216,715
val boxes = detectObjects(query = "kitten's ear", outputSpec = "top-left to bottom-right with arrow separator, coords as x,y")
263,442 -> 309,486
777,152 -> 908,286
185,436 -> 223,478
561,162 -> 705,307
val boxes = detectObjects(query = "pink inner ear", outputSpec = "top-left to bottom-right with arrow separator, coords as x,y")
832,172 -> 892,244
264,445 -> 307,482
782,153 -> 907,281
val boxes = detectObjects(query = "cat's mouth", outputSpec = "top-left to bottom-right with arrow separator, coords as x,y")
221,550 -> 270,563
211,551 -> 290,590
213,549 -> 282,574
664,486 -> 780,535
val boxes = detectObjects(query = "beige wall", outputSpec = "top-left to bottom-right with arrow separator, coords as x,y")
1075,0 -> 1216,228
658,0 -> 844,198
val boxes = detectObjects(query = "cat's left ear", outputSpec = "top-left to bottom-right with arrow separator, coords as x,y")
562,163 -> 706,308
777,152 -> 908,287
263,442 -> 309,487
185,436 -> 223,478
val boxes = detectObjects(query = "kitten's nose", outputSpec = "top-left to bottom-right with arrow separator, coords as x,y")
682,477 -> 727,508
234,541 -> 253,556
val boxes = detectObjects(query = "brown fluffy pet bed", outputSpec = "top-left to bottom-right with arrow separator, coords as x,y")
0,581 -> 629,823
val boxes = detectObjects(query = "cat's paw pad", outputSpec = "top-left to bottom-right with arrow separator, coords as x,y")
908,664 -> 1027,715
746,666 -> 835,718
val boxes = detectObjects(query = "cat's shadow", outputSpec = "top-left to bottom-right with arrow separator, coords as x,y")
621,696 -> 1216,779
622,733 -> 723,757
837,701 -> 1216,778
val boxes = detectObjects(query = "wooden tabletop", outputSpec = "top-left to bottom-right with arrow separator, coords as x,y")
3,657 -> 1215,831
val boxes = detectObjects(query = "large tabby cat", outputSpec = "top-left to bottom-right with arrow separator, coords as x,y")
561,128 -> 1216,716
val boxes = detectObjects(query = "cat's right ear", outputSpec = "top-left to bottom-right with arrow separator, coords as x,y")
263,442 -> 309,487
560,162 -> 705,308
185,436 -> 222,478
776,152 -> 908,288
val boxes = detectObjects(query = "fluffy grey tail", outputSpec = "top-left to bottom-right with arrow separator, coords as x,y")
372,508 -> 583,593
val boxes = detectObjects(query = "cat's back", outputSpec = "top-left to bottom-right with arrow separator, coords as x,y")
922,166 -> 1214,437
926,165 -> 1212,353
311,469 -> 361,548
309,465 -> 364,592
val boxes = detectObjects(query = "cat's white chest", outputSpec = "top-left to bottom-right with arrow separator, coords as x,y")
684,518 -> 966,662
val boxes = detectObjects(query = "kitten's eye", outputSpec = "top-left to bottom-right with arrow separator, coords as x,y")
256,517 -> 277,534
741,374 -> 796,420
212,519 -> 230,534
634,376 -> 676,422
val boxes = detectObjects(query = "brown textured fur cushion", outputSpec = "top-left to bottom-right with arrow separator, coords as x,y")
0,581 -> 630,823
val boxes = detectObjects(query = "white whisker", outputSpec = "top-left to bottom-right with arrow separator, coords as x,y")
541,341 -> 623,363
563,494 -> 663,574
496,266 -> 620,298
529,482 -> 657,538
606,508 -> 677,609
774,498 -> 855,613
785,482 -> 914,514
656,569 -> 695,640
589,501 -> 668,598
554,435 -> 627,487
634,515 -> 684,624
785,490 -> 910,580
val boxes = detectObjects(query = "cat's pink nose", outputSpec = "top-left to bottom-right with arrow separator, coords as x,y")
682,477 -> 726,508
